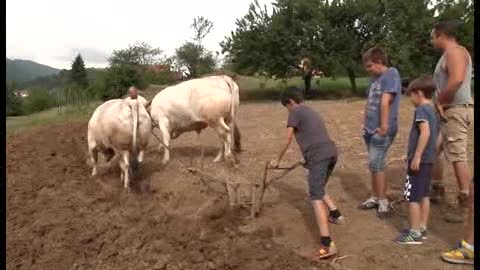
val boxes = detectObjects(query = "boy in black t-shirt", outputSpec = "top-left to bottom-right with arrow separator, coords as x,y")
270,87 -> 344,260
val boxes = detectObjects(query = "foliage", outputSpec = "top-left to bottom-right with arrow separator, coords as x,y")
100,64 -> 147,100
221,0 -> 474,93
22,88 -> 55,114
176,42 -> 217,78
70,54 -> 89,88
6,82 -> 23,116
192,16 -> 214,44
108,41 -> 171,66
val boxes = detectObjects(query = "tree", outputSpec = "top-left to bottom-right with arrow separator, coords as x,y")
192,16 -> 213,44
435,0 -> 474,57
176,42 -> 216,78
101,65 -> 146,100
6,82 -> 23,116
70,54 -> 88,88
108,41 -> 170,66
176,17 -> 217,78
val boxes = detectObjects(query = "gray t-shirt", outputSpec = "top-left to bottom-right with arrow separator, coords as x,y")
287,104 -> 337,163
364,67 -> 402,136
407,104 -> 438,164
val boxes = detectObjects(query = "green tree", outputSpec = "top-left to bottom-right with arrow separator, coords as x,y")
381,0 -> 436,78
108,41 -> 170,66
101,65 -> 146,100
192,16 -> 214,44
70,54 -> 88,88
176,42 -> 216,78
6,82 -> 23,116
435,0 -> 474,55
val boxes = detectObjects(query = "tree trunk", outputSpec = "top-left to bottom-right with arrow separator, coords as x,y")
346,68 -> 357,94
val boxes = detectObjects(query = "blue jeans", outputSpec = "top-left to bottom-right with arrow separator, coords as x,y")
363,133 -> 395,172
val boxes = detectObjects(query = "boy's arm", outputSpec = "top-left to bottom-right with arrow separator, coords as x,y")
270,127 -> 295,168
377,93 -> 393,136
410,121 -> 430,171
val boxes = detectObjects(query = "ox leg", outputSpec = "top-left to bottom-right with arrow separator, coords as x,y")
157,123 -> 171,164
213,119 -> 229,163
89,147 -> 99,176
137,150 -> 145,163
119,151 -> 130,190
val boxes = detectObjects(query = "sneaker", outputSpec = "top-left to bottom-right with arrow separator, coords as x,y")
376,201 -> 392,219
441,241 -> 474,265
328,215 -> 346,225
310,242 -> 337,261
358,197 -> 378,210
402,228 -> 427,240
395,230 -> 423,245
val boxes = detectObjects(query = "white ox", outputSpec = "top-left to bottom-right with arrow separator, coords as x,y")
87,97 -> 152,189
149,75 -> 241,164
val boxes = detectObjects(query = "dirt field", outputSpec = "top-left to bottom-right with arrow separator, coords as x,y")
7,98 -> 474,270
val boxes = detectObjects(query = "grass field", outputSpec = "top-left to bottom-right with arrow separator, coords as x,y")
6,76 -> 368,134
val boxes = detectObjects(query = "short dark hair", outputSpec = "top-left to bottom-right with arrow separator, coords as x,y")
362,47 -> 388,66
433,21 -> 459,39
280,86 -> 304,106
406,75 -> 435,99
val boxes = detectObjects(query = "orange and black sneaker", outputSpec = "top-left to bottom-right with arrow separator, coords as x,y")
310,242 -> 337,261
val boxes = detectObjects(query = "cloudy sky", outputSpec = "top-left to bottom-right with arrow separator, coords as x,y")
6,0 -> 274,69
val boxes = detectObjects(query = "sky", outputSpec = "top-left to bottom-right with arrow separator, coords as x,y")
6,0 -> 274,69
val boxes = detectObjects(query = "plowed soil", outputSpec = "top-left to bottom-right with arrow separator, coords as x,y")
7,99 -> 474,270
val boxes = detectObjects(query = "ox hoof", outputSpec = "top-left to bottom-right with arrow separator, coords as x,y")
91,168 -> 98,177
213,156 -> 224,163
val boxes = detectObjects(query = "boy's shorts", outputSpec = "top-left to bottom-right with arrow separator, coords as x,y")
363,132 -> 395,172
307,157 -> 337,201
404,163 -> 433,202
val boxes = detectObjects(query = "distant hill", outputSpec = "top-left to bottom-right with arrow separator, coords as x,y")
18,67 -> 107,89
6,58 -> 60,84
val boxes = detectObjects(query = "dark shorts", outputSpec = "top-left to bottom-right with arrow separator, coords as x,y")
404,163 -> 433,202
307,157 -> 337,200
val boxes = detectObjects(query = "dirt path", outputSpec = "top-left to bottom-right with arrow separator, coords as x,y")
6,98 -> 474,270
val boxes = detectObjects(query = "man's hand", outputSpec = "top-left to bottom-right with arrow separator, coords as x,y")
410,156 -> 421,172
435,102 -> 447,122
269,160 -> 279,169
375,125 -> 388,137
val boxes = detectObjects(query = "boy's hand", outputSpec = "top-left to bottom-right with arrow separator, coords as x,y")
269,160 -> 279,169
410,156 -> 421,171
375,125 -> 388,137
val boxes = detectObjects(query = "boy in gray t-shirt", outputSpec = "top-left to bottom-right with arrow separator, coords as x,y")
269,87 -> 344,260
395,75 -> 438,245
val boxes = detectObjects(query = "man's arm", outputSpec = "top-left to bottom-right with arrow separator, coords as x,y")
437,48 -> 468,105
377,93 -> 393,136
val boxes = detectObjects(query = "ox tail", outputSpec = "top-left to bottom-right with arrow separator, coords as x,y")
130,99 -> 140,177
224,76 -> 241,153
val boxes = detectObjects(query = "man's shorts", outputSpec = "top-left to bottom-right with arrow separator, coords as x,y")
404,163 -> 433,202
440,105 -> 473,163
307,157 -> 337,201
363,133 -> 395,172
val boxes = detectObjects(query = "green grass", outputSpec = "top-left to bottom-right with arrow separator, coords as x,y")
6,102 -> 101,135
